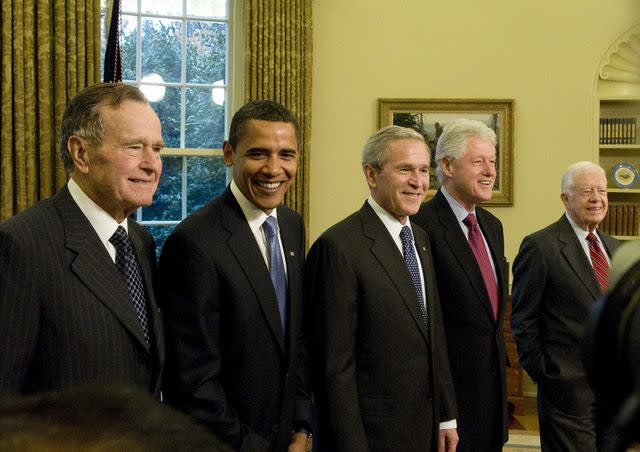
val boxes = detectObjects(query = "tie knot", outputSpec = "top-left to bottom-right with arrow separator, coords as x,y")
586,232 -> 597,244
463,213 -> 478,229
400,225 -> 413,245
263,216 -> 279,238
109,226 -> 130,251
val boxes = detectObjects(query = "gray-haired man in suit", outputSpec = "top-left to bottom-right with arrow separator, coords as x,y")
0,83 -> 165,397
512,161 -> 620,451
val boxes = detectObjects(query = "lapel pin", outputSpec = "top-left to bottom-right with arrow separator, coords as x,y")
421,246 -> 426,251
289,251 -> 295,256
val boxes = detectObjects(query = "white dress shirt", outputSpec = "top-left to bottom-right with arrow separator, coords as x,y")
68,178 -> 128,263
230,180 -> 288,276
565,212 -> 611,265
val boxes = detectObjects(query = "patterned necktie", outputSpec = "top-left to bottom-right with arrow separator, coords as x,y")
263,216 -> 287,332
586,232 -> 609,292
400,226 -> 429,327
463,214 -> 499,319
109,226 -> 150,344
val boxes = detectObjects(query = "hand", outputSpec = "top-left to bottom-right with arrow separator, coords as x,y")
287,432 -> 310,452
438,428 -> 458,452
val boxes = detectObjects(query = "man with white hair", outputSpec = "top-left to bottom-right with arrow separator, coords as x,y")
412,119 -> 509,451
511,161 -> 620,451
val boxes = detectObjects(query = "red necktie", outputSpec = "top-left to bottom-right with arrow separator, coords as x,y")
586,232 -> 609,293
463,214 -> 498,319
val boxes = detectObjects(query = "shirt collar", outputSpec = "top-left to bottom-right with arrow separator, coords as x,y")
441,186 -> 476,224
230,180 -> 277,234
67,177 -> 128,247
565,211 -> 595,241
367,196 -> 413,241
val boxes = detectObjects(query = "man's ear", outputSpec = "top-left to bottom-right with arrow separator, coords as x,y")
68,136 -> 91,174
441,157 -> 454,178
223,140 -> 234,167
364,163 -> 378,189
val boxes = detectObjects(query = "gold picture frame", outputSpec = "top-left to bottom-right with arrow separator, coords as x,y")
379,98 -> 514,206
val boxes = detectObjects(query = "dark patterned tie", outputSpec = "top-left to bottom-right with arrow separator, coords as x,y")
586,232 -> 609,292
109,226 -> 150,344
263,216 -> 287,332
400,226 -> 429,327
463,213 -> 498,319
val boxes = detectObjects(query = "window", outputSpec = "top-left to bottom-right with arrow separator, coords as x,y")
101,0 -> 233,255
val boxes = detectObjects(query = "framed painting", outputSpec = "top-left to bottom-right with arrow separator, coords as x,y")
379,98 -> 514,206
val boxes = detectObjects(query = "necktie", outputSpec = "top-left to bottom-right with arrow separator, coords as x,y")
400,226 -> 429,327
586,232 -> 609,292
109,226 -> 150,344
463,214 -> 498,319
263,216 -> 287,332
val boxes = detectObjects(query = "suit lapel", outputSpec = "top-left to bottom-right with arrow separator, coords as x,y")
360,203 -> 430,343
557,215 -> 600,299
221,190 -> 286,353
279,211 -> 301,358
53,187 -> 150,349
476,209 -> 508,322
433,191 -> 496,322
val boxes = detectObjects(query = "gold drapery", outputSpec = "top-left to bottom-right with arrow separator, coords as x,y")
245,0 -> 313,225
0,0 -> 101,220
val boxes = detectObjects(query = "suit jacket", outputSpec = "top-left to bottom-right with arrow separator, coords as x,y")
306,202 -> 457,452
0,186 -> 164,396
412,189 -> 509,450
159,187 -> 312,452
511,214 -> 620,412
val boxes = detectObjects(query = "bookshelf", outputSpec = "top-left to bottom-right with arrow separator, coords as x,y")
596,26 -> 640,241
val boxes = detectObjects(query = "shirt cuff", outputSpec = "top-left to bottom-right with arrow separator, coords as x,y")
439,419 -> 457,429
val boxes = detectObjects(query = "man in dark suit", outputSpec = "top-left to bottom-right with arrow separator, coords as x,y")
511,161 -> 620,451
0,83 -> 165,397
306,125 -> 458,452
160,100 -> 312,452
412,119 -> 508,451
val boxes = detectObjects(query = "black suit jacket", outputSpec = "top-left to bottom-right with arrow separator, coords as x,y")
0,186 -> 164,396
412,189 -> 509,449
511,214 -> 620,412
306,202 -> 456,452
159,187 -> 312,452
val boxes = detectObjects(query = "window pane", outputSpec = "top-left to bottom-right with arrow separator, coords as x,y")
141,18 -> 182,83
187,21 -> 227,84
145,224 -> 177,260
122,0 -> 138,13
141,156 -> 183,221
187,0 -> 227,17
149,86 -> 182,148
121,15 -> 137,81
185,87 -> 224,149
186,156 -> 227,213
141,0 -> 182,16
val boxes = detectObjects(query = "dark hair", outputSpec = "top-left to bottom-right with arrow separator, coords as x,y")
228,100 -> 300,148
0,383 -> 231,451
59,83 -> 149,172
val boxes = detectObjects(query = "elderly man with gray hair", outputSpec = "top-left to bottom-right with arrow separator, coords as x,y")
511,161 -> 620,451
412,119 -> 509,451
307,125 -> 458,451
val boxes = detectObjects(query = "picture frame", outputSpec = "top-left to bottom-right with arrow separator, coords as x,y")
379,98 -> 514,206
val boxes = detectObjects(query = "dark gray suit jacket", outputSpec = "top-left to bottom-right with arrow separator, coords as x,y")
159,187 -> 312,452
412,189 -> 509,450
306,202 -> 457,452
0,186 -> 164,396
511,214 -> 619,411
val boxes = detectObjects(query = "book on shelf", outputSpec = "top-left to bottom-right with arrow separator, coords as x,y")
600,117 -> 637,145
600,203 -> 640,237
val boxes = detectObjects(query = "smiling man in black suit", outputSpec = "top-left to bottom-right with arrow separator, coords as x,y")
306,125 -> 457,452
412,119 -> 509,452
160,100 -> 312,452
0,83 -> 165,397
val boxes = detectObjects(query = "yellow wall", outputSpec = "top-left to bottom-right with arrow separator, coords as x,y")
309,0 -> 635,272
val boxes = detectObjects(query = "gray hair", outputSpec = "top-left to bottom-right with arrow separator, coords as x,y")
362,125 -> 429,170
435,119 -> 497,183
561,161 -> 606,194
